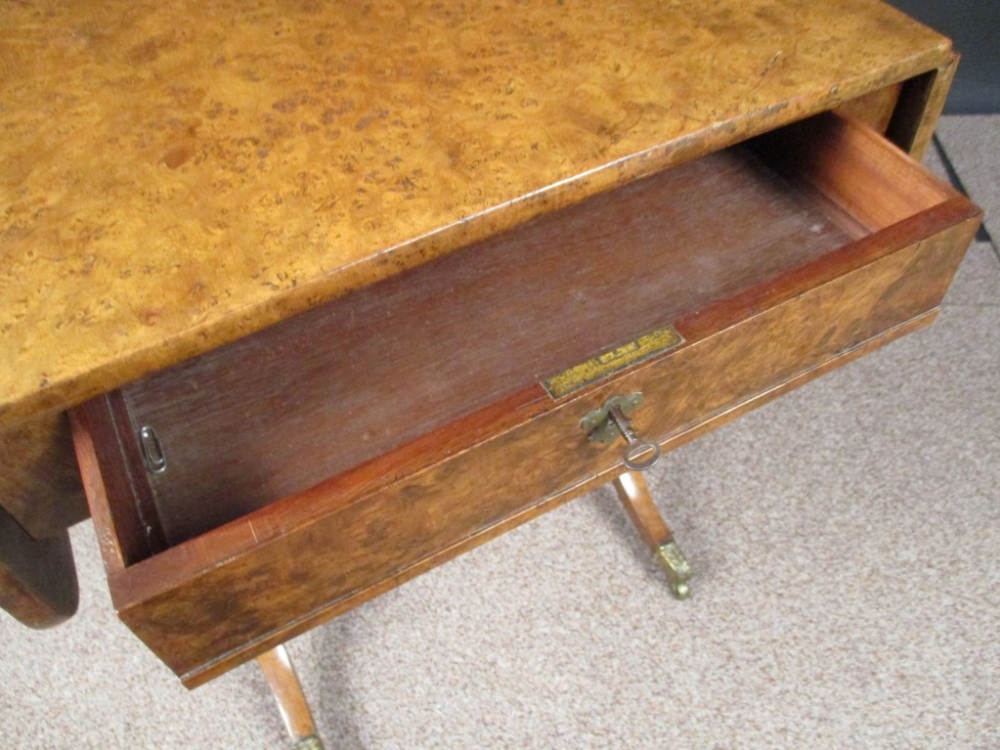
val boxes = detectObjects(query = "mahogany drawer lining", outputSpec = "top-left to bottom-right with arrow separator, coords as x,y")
99,111 -> 954,557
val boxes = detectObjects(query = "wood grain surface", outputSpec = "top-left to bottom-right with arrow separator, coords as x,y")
100,112 -> 955,552
120,208 -> 979,685
71,113 -> 981,683
0,0 -> 954,430
117,137 -> 853,548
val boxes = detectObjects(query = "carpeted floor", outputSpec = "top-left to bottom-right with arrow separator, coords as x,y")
2,116 -> 998,750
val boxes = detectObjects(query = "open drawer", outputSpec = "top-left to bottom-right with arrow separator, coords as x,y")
70,111 -> 981,687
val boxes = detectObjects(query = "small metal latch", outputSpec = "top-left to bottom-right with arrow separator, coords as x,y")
581,393 -> 661,471
139,425 -> 167,474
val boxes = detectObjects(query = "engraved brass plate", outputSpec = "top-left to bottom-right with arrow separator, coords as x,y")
543,326 -> 684,399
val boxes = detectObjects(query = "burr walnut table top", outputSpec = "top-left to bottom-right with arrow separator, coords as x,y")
0,0 -> 952,428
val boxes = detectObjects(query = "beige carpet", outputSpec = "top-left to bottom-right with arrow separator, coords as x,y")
937,115 -> 1000,246
2,117 -> 998,750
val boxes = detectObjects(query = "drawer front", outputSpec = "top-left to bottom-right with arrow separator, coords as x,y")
93,206 -> 977,686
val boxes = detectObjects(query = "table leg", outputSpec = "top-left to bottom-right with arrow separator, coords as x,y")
612,470 -> 692,599
257,645 -> 325,750
0,504 -> 79,628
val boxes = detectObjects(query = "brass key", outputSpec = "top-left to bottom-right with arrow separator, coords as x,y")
607,404 -> 661,471
581,393 -> 661,471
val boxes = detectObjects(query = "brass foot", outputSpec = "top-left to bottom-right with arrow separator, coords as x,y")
294,736 -> 325,750
655,540 -> 692,600
612,470 -> 692,599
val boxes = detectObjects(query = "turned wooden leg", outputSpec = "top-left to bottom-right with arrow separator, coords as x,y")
612,470 -> 692,599
257,645 -> 325,750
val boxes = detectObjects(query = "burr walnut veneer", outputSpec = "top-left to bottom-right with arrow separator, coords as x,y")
0,0 -> 981,691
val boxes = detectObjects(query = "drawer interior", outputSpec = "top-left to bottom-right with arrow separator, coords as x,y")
83,110 -> 957,565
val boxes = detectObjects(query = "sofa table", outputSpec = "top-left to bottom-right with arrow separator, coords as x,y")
0,1 -> 981,745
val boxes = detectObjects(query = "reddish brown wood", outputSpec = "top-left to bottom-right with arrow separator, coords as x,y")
106,112 -> 958,556
163,212 -> 977,686
751,111 -> 953,233
257,645 -> 321,746
115,140 -> 853,549
70,110 -> 982,686
71,396 -> 165,567
612,471 -> 674,551
105,118 -> 964,561
175,308 -> 945,688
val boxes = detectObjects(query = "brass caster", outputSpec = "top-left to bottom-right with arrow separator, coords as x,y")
294,736 -> 325,750
656,540 -> 692,600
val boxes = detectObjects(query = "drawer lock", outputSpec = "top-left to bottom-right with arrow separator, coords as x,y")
581,393 -> 661,471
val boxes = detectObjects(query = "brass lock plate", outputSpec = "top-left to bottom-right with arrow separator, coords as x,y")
581,393 -> 644,444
